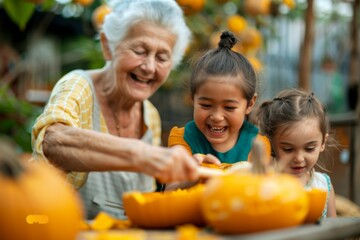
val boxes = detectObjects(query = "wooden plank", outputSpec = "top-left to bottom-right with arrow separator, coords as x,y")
77,217 -> 360,240
221,217 -> 360,240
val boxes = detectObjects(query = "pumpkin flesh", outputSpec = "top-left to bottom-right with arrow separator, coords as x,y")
123,184 -> 205,228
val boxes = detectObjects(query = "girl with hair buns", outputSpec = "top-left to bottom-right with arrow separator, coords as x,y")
166,31 -> 271,190
31,0 -> 218,220
253,88 -> 337,218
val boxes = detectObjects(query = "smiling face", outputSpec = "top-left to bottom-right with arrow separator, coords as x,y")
272,118 -> 326,185
108,21 -> 176,101
193,76 -> 256,153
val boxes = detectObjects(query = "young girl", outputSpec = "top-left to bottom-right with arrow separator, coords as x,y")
166,31 -> 271,189
253,88 -> 337,218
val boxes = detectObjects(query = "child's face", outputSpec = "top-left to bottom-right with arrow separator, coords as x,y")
193,76 -> 255,153
272,118 -> 326,184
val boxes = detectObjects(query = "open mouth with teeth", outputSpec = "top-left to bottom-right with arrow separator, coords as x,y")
131,73 -> 152,84
207,125 -> 227,135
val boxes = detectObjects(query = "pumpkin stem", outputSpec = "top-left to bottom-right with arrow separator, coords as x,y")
0,138 -> 24,178
250,140 -> 267,175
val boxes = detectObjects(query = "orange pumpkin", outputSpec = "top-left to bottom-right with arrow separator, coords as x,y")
304,188 -> 327,223
123,184 -> 205,228
0,140 -> 84,240
201,141 -> 309,234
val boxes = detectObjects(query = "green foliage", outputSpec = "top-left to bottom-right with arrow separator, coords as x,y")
2,0 -> 55,30
3,0 -> 35,30
62,36 -> 104,71
0,86 -> 42,152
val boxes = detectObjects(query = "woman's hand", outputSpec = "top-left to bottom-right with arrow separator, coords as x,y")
138,145 -> 206,184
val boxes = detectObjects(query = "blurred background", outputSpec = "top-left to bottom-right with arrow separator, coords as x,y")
1,0 -> 359,210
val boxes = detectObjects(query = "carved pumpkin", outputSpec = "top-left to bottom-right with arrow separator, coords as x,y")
304,188 -> 327,223
0,140 -> 84,240
201,141 -> 310,234
123,184 -> 205,228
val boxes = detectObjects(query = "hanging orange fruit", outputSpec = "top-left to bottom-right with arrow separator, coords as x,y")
283,0 -> 296,9
176,0 -> 206,15
73,0 -> 94,7
238,27 -> 263,53
244,0 -> 272,16
201,141 -> 309,234
227,15 -> 247,34
0,139 -> 84,240
209,31 -> 222,49
247,56 -> 263,73
123,184 -> 205,228
92,4 -> 112,31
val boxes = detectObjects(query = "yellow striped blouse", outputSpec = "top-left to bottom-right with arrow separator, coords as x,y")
31,71 -> 162,188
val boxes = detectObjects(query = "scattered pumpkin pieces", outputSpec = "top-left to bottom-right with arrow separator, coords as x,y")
86,212 -> 132,231
90,212 -> 117,231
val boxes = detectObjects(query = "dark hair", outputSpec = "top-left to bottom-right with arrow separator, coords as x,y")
253,88 -> 337,171
188,31 -> 257,103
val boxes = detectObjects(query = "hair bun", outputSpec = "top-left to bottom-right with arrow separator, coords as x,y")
218,31 -> 237,50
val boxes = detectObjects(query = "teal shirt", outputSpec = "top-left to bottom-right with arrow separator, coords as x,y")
183,120 -> 259,163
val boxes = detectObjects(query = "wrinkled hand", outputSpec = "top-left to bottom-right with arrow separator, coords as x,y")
140,145 -> 201,183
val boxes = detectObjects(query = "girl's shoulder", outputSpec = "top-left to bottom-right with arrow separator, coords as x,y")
308,172 -> 331,191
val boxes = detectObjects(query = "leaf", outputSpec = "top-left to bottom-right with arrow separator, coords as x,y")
3,0 -> 36,30
40,0 -> 56,11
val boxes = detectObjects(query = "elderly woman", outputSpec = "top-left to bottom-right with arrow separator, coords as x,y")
31,0 -> 217,220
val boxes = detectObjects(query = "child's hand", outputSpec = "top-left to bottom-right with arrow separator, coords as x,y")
193,153 -> 221,166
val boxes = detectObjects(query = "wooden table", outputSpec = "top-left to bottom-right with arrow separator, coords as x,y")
78,217 -> 360,240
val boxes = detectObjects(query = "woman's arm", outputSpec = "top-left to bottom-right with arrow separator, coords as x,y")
43,123 -> 200,183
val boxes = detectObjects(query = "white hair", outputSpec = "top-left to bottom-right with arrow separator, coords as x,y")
102,0 -> 192,69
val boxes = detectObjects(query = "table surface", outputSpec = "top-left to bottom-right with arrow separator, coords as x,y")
78,217 -> 360,240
